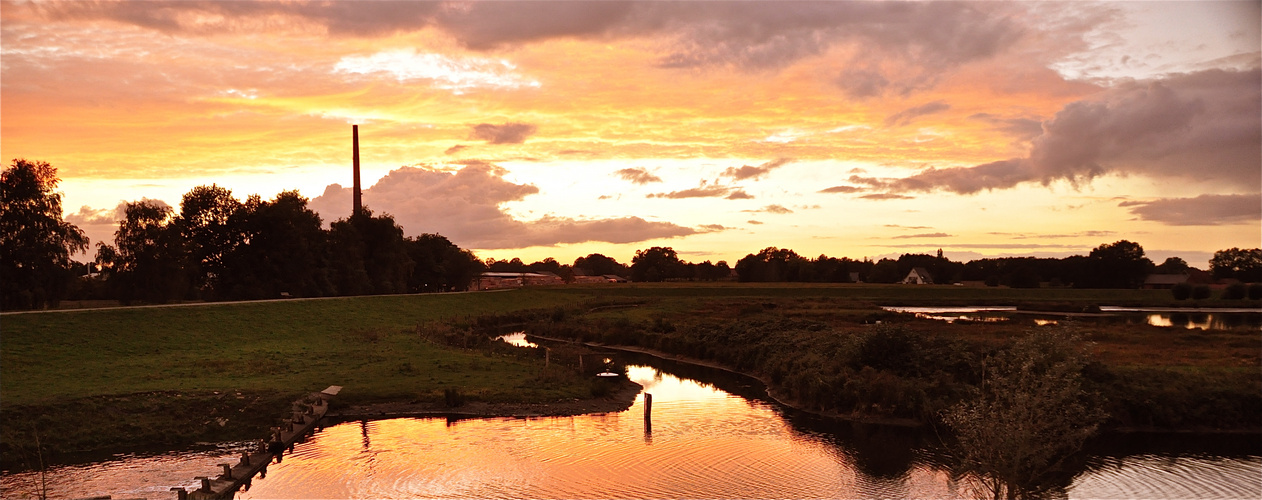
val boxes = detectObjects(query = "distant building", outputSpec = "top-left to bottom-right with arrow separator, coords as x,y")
472,272 -> 565,290
901,267 -> 934,285
1143,273 -> 1189,289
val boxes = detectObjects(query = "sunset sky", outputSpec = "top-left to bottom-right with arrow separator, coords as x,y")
2,0 -> 1259,267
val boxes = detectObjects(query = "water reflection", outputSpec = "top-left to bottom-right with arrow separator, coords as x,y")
881,306 -> 1262,330
233,364 -> 960,499
497,332 -> 538,348
3,359 -> 1259,499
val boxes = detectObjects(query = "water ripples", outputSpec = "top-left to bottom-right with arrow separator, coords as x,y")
1071,454 -> 1262,499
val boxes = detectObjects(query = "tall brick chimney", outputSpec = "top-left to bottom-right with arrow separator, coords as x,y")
352,124 -> 362,216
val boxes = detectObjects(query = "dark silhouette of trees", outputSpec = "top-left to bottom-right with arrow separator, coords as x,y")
866,258 -> 902,283
1209,248 -> 1262,282
109,200 -> 188,304
630,246 -> 686,282
328,210 -> 412,295
218,191 -> 332,299
1077,240 -> 1153,289
573,253 -> 628,277
1,159 -> 89,309
1154,256 -> 1191,274
734,248 -> 870,283
406,233 -> 484,292
735,247 -> 805,282
178,184 -> 243,298
693,260 -> 732,281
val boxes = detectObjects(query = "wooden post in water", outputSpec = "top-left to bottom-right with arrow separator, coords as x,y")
643,393 -> 652,421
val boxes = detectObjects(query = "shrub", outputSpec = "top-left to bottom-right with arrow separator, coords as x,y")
1249,283 -> 1262,300
943,330 -> 1105,499
1222,283 -> 1247,300
1191,285 -> 1212,300
1171,283 -> 1192,300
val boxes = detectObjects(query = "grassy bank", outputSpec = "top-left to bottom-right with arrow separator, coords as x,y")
517,284 -> 1261,431
1,290 -> 599,469
3,283 -> 1257,470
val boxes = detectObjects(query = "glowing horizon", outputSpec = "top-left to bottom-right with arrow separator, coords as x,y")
2,1 -> 1258,267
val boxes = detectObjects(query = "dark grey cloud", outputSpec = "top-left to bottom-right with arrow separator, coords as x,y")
1119,193 -> 1261,226
40,1 -> 1034,77
867,69 -> 1262,194
615,167 -> 663,184
470,123 -> 538,144
747,220 -> 764,225
444,144 -> 468,155
309,162 -> 695,249
726,190 -> 754,200
886,224 -> 932,230
884,101 -> 951,127
721,158 -> 793,181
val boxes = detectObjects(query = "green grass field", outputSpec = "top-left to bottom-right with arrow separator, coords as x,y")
2,290 -> 595,406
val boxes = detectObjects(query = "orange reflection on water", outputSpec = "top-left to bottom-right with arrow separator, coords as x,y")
238,366 -> 963,499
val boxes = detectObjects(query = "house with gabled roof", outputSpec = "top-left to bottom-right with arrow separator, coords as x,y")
902,267 -> 934,285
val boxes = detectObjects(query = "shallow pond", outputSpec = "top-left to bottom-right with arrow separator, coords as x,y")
881,306 -> 1262,330
2,354 -> 1259,499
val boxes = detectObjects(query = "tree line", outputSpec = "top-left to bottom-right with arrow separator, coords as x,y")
4,158 -> 1260,309
2,159 -> 486,308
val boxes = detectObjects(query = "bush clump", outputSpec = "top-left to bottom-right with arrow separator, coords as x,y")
1171,283 -> 1192,300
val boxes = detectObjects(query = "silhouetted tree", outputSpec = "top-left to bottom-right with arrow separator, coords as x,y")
218,191 -> 331,299
177,184 -> 243,298
1154,256 -> 1191,274
867,258 -> 902,283
694,260 -> 732,281
406,233 -> 485,292
527,257 -> 574,282
573,253 -> 629,278
1,159 -> 89,309
486,257 -> 528,272
630,246 -> 685,282
112,200 -> 187,304
328,210 -> 412,295
735,247 -> 805,282
1209,248 -> 1262,282
1077,240 -> 1153,289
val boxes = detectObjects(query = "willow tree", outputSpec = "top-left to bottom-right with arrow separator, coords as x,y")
0,159 -> 88,309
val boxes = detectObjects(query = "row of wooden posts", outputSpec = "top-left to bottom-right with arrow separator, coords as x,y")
172,386 -> 339,500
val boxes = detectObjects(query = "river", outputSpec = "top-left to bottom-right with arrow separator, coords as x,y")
2,349 -> 1259,499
